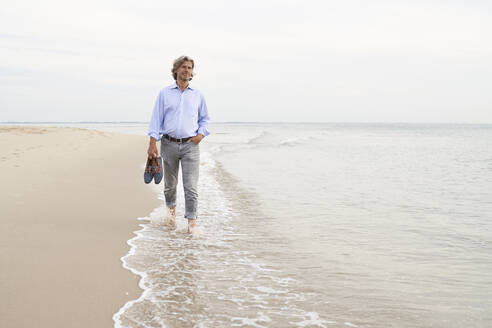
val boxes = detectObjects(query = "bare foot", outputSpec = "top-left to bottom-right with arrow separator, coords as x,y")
187,219 -> 196,234
167,207 -> 176,227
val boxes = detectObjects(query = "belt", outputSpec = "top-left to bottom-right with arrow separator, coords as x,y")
163,134 -> 191,143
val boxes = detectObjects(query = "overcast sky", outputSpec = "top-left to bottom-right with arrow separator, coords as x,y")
1,0 -> 491,123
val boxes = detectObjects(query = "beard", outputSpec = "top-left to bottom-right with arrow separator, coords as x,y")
179,73 -> 191,82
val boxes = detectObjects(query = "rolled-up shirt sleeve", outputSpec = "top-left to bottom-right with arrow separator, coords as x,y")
148,91 -> 163,141
197,93 -> 210,137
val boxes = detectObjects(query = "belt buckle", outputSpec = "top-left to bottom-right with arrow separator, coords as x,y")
176,137 -> 182,143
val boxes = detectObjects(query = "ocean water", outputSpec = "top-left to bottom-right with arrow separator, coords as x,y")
36,122 -> 492,327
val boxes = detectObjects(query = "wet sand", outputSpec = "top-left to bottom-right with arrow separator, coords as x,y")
0,126 -> 159,328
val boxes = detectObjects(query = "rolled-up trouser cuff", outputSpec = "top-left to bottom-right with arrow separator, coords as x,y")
185,213 -> 197,220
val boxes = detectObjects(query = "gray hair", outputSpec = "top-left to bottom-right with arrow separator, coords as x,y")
172,55 -> 195,81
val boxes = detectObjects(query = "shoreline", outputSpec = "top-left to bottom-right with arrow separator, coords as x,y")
0,126 -> 160,328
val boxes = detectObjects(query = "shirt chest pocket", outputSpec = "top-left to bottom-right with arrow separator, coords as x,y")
181,96 -> 199,120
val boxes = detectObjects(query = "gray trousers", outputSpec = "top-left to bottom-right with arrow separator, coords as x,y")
160,138 -> 200,219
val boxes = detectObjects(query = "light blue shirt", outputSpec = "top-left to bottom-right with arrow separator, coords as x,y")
148,82 -> 210,141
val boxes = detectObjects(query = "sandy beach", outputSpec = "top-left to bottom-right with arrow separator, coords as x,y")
0,126 -> 160,328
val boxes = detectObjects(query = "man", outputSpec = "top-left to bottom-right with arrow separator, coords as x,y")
147,55 -> 210,233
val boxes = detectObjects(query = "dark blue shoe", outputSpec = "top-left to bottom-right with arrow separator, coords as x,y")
153,157 -> 163,184
144,157 -> 153,184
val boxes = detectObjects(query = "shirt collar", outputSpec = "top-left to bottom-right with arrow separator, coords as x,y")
172,82 -> 193,90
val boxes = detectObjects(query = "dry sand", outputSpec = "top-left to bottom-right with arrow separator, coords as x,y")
0,126 -> 160,328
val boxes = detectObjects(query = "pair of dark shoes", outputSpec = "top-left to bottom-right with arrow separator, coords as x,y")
144,156 -> 163,184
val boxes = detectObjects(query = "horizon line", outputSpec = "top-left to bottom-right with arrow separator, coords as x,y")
1,121 -> 491,125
